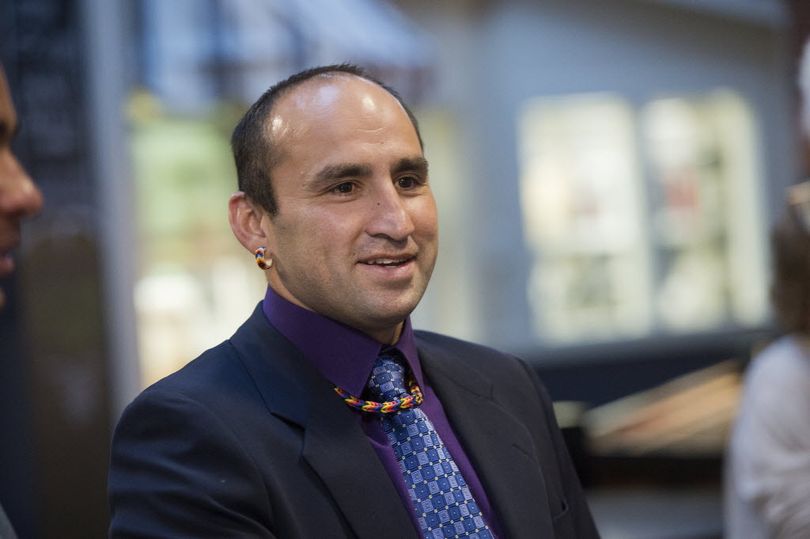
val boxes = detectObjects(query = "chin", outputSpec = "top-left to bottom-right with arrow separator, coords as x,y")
373,306 -> 414,325
360,299 -> 418,327
347,285 -> 427,329
386,290 -> 424,313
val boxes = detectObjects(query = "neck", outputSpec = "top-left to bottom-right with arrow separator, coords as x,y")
267,282 -> 405,345
367,322 -> 403,345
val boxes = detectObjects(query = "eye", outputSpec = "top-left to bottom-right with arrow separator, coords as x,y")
397,175 -> 420,189
332,182 -> 355,194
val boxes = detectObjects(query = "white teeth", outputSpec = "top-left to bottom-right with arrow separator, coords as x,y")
365,258 -> 409,266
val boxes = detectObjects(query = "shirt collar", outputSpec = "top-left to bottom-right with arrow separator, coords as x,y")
261,286 -> 423,397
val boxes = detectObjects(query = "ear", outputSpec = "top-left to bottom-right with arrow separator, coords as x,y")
228,191 -> 269,253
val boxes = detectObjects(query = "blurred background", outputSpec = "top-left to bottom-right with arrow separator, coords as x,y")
0,0 -> 807,537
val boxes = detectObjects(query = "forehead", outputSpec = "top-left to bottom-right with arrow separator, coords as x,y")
269,74 -> 411,139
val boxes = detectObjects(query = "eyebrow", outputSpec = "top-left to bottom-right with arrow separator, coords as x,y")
306,156 -> 429,191
307,163 -> 373,190
392,156 -> 429,176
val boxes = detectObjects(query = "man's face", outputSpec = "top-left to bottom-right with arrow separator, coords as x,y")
0,67 -> 43,309
263,75 -> 438,343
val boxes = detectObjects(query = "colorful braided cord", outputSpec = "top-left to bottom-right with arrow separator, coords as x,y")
335,377 -> 424,414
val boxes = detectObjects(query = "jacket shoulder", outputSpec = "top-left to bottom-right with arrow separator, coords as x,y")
413,330 -> 545,407
139,339 -> 245,400
414,330 -> 526,377
414,330 -> 514,361
135,303 -> 271,405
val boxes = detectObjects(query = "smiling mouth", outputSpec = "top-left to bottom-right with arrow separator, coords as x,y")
359,256 -> 415,267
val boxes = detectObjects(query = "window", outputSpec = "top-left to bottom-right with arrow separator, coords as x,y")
518,91 -> 766,345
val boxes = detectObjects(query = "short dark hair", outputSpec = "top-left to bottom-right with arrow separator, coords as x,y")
771,203 -> 810,333
230,64 -> 423,215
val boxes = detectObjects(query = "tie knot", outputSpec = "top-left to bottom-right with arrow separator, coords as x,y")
366,354 -> 408,402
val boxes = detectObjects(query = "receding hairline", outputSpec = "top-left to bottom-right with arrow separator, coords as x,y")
275,69 -> 377,98
260,71 -> 417,167
267,71 -> 411,129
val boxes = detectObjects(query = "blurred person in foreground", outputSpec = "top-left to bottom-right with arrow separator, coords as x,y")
0,63 -> 45,539
108,65 -> 599,538
725,41 -> 810,538
0,66 -> 43,309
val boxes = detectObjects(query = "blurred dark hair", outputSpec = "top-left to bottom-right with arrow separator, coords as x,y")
230,63 -> 423,215
771,187 -> 810,333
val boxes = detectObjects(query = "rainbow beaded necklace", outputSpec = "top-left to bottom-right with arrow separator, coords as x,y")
334,375 -> 424,414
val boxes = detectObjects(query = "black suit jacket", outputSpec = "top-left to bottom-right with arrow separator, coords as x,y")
109,306 -> 599,538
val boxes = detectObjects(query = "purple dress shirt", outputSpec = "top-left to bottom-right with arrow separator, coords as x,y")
261,286 -> 500,536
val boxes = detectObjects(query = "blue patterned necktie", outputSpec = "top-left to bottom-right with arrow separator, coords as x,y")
367,354 -> 493,539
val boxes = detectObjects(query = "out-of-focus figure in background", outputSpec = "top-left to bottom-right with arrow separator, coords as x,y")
725,41 -> 810,539
725,183 -> 810,538
0,63 -> 44,539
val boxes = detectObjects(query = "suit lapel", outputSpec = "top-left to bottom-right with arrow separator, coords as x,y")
230,306 -> 416,538
301,387 -> 416,538
418,339 -> 556,537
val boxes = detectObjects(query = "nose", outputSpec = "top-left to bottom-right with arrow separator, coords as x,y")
366,181 -> 415,242
0,150 -> 43,218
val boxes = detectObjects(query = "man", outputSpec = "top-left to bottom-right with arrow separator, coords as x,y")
109,65 -> 598,538
0,63 -> 44,539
